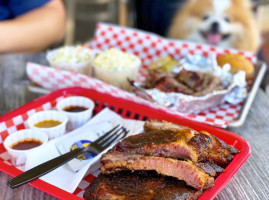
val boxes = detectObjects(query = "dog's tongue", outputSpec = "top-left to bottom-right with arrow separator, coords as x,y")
207,34 -> 221,45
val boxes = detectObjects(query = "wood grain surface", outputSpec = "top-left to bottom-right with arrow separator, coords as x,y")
0,53 -> 269,200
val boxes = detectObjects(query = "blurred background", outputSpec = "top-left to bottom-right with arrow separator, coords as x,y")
63,0 -> 189,44
64,0 -> 130,45
63,0 -> 269,61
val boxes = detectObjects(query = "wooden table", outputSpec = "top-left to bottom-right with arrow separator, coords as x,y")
1,53 -> 269,200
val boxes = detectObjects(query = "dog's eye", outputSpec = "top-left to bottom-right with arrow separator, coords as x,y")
224,17 -> 230,23
202,15 -> 210,21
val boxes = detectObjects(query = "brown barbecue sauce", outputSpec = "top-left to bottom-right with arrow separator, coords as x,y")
10,138 -> 42,150
63,105 -> 88,112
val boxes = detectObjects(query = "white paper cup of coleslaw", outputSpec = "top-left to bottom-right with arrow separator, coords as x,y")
47,46 -> 95,75
93,48 -> 141,91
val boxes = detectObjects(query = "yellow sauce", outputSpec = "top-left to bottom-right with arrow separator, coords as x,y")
34,120 -> 62,128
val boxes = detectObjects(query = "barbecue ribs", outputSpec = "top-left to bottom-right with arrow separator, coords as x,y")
84,119 -> 239,200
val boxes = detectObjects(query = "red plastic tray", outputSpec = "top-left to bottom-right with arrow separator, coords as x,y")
0,87 -> 251,200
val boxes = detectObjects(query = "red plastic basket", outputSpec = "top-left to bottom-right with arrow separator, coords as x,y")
0,87 -> 251,200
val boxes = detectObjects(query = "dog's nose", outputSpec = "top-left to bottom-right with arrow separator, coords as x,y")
210,22 -> 219,34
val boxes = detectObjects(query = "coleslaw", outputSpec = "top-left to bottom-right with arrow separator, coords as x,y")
93,48 -> 140,70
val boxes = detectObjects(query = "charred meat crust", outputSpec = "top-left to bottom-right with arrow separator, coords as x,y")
196,162 -> 224,177
188,132 -> 212,150
114,129 -> 200,162
200,131 -> 239,167
83,171 -> 203,200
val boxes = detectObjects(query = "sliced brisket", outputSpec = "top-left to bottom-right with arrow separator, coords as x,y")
101,152 -> 214,190
85,119 -> 239,199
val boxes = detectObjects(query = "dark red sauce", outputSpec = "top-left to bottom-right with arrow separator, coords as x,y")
63,105 -> 88,112
11,138 -> 43,150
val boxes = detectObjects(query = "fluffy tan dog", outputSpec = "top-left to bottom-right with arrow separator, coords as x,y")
168,0 -> 260,52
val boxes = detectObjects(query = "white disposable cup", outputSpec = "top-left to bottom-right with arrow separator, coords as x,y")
46,48 -> 95,76
93,60 -> 141,91
56,96 -> 95,131
27,110 -> 68,139
3,129 -> 48,167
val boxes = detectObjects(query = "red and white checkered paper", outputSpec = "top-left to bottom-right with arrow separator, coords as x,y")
27,23 -> 257,128
0,95 -> 93,199
27,62 -> 238,128
89,23 -> 257,82
0,96 -> 67,166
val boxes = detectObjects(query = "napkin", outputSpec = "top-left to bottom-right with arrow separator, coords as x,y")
24,108 -> 144,193
55,121 -> 113,172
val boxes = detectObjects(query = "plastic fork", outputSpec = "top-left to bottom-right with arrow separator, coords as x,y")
7,125 -> 128,189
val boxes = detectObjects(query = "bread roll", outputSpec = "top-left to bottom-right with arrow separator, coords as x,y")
217,54 -> 254,79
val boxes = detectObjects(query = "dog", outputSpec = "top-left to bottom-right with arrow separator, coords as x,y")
167,0 -> 260,52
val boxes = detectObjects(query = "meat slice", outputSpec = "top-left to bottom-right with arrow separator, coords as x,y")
143,68 -> 224,96
143,119 -> 189,132
175,69 -> 224,96
114,129 -> 202,162
101,152 -> 214,190
83,171 -> 203,200
141,120 -> 239,167
144,69 -> 194,94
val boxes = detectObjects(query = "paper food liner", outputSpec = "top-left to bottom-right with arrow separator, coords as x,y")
27,23 -> 257,128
